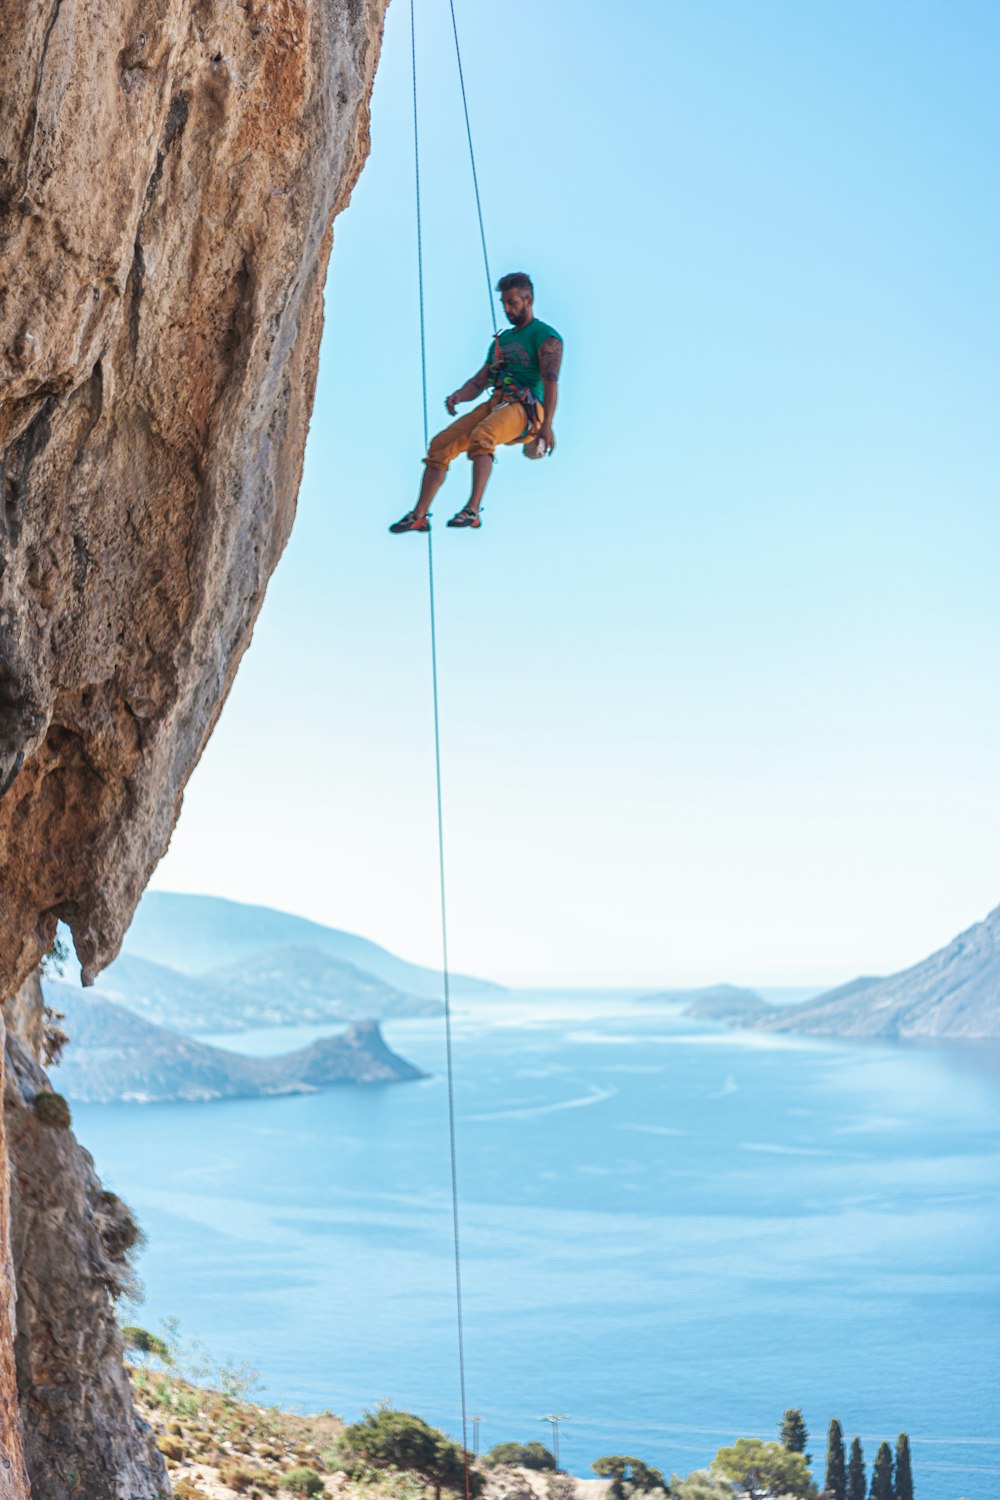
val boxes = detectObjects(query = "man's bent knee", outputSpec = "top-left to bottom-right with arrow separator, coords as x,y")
467,426 -> 500,461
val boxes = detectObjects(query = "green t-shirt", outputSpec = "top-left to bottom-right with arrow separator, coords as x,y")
487,318 -> 562,403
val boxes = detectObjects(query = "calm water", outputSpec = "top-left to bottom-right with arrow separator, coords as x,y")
70,997 -> 1000,1497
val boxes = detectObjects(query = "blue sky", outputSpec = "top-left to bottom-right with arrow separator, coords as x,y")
152,0 -> 1000,986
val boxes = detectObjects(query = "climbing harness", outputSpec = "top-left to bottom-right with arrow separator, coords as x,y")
486,330 -> 547,447
408,0 -> 497,1491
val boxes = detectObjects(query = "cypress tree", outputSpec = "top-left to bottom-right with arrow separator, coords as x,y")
825,1420 -> 846,1500
781,1409 -> 809,1458
846,1439 -> 866,1500
870,1442 -> 893,1500
894,1434 -> 913,1500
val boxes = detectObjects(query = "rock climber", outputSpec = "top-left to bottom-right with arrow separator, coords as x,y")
389,271 -> 563,532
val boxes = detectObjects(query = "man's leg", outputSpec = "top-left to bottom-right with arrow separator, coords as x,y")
461,402 -> 534,516
466,455 -> 494,516
412,463 -> 447,522
414,406 -> 488,519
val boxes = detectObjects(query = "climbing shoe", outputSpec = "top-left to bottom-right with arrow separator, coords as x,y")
446,506 -> 482,529
389,509 -> 430,533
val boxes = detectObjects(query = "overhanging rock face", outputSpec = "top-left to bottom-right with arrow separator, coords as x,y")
0,0 -> 387,997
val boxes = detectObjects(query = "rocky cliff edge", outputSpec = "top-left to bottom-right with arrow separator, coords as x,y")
0,0 -> 387,996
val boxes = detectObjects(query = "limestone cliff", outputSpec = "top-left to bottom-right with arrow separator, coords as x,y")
0,0 -> 388,1490
0,0 -> 386,993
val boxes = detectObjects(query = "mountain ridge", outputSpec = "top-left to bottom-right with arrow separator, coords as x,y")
87,947 -> 440,1034
756,906 -> 1000,1039
126,891 -> 501,998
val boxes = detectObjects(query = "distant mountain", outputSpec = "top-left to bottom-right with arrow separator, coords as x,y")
84,954 -> 253,1033
209,947 -> 442,1021
637,983 -> 772,1020
79,948 -> 440,1035
124,892 -> 501,998
758,907 -> 1000,1039
47,988 -> 426,1104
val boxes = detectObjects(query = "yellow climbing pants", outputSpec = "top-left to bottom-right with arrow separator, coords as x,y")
424,393 -> 542,470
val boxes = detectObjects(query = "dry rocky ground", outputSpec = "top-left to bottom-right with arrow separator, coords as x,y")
130,1365 -> 345,1498
129,1367 -> 601,1500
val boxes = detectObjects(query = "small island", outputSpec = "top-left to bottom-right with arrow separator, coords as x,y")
48,989 -> 425,1105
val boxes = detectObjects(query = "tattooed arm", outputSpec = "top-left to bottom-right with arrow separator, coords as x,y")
445,363 -> 491,416
538,336 -> 563,453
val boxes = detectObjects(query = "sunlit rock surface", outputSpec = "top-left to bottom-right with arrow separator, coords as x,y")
0,0 -> 387,995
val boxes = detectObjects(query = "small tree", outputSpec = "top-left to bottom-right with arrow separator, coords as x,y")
869,1443 -> 892,1500
713,1438 -> 816,1500
668,1472 -> 734,1500
893,1435 -> 913,1500
781,1410 -> 810,1462
824,1420 -> 846,1500
341,1405 -> 481,1500
846,1440 -> 865,1500
592,1456 -> 667,1500
41,935 -> 71,978
122,1326 -> 172,1365
486,1442 -> 557,1471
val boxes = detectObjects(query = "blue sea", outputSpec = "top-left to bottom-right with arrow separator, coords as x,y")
71,996 -> 1000,1498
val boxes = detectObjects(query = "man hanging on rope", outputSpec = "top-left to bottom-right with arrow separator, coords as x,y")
389,272 -> 563,533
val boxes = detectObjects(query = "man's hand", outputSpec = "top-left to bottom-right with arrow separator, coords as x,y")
538,420 -> 556,455
446,366 -> 491,416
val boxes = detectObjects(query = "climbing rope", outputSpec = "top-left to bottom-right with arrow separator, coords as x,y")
446,0 -> 494,329
409,1 -> 496,1492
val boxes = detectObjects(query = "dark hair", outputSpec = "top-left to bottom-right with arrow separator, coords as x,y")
496,272 -> 533,297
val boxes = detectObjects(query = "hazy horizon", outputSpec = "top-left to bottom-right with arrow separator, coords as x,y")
115,884 -> 968,998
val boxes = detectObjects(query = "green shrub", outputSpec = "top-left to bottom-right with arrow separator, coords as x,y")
280,1469 -> 324,1496
592,1456 -> 667,1500
40,935 -> 70,978
33,1090 -> 71,1129
340,1405 -> 483,1498
98,1190 -> 143,1262
123,1326 -> 172,1363
218,1459 -> 279,1493
341,1470 -> 426,1500
712,1438 -> 816,1500
486,1442 -> 557,1471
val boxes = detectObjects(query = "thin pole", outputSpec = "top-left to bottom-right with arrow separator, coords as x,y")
542,1415 -> 569,1469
